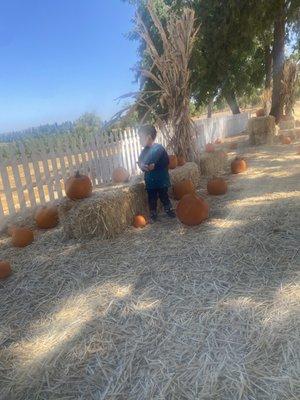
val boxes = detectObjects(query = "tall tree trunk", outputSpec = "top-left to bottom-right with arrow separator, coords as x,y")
264,45 -> 272,90
270,1 -> 285,123
224,91 -> 240,114
207,98 -> 213,118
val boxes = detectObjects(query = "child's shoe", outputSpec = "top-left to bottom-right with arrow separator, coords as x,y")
166,209 -> 176,218
149,212 -> 158,224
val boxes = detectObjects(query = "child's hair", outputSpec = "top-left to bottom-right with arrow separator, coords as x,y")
138,124 -> 157,140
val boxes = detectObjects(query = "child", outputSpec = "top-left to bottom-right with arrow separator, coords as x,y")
138,125 -> 175,222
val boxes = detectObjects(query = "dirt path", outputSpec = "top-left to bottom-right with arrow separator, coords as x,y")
0,142 -> 299,400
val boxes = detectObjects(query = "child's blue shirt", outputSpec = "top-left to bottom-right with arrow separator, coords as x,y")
138,143 -> 171,190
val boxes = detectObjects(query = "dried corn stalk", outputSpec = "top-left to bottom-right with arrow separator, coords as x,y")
135,1 -> 198,161
282,60 -> 299,116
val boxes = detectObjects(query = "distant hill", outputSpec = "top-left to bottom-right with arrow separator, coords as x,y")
0,121 -> 75,142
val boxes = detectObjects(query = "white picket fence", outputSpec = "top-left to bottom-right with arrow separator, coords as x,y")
0,112 -> 249,218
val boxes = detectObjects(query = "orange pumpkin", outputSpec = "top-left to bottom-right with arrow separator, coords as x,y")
0,261 -> 12,279
112,167 -> 130,183
207,177 -> 228,195
206,143 -> 215,153
281,136 -> 292,145
133,215 -> 147,228
231,157 -> 247,174
256,108 -> 266,117
176,194 -> 209,226
177,155 -> 186,166
11,227 -> 34,248
35,206 -> 59,229
65,171 -> 92,200
168,155 -> 178,169
173,179 -> 195,200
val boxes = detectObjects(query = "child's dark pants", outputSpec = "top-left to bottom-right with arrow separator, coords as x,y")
147,187 -> 172,215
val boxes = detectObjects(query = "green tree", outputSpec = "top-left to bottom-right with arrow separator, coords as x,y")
74,113 -> 102,137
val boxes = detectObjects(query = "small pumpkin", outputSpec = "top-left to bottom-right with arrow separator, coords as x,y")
133,215 -> 147,229
11,227 -> 34,248
177,155 -> 186,167
207,177 -> 228,195
176,194 -> 209,226
112,167 -> 130,183
205,143 -> 215,153
173,179 -> 195,200
281,136 -> 292,145
231,157 -> 247,174
256,108 -> 266,117
35,206 -> 59,229
168,155 -> 178,169
0,261 -> 12,279
65,171 -> 92,200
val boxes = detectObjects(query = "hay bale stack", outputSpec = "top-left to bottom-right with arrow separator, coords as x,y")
59,162 -> 200,240
199,150 -> 228,176
169,162 -> 200,187
279,116 -> 295,130
248,116 -> 276,145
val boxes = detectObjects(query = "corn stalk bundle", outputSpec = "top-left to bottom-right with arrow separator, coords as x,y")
135,1 -> 198,161
282,60 -> 299,116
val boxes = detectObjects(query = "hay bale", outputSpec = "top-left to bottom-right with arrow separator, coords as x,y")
278,128 -> 300,141
279,116 -> 295,130
59,162 -> 200,240
248,116 -> 276,145
199,150 -> 228,176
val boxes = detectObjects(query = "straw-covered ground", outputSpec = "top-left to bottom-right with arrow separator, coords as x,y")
0,140 -> 300,400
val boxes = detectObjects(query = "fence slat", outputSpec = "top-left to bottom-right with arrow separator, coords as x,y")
0,151 -> 16,215
6,145 -> 28,211
18,142 -> 37,208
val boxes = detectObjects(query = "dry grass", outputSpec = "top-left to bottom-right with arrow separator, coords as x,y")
0,138 -> 299,399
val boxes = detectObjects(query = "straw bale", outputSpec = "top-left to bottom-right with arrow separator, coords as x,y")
279,116 -> 295,130
59,162 -> 200,239
248,116 -> 276,145
199,150 -> 228,176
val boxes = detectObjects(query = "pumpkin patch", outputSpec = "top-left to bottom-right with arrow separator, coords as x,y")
35,206 -> 59,229
173,179 -> 195,200
176,194 -> 209,226
11,227 -> 34,248
65,171 -> 92,200
0,261 -> 12,279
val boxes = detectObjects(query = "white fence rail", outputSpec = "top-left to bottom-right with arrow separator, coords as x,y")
0,112 -> 249,219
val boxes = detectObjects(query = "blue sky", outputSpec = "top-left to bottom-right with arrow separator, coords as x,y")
0,0 -> 139,132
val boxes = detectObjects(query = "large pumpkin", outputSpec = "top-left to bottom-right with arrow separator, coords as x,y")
0,261 -> 12,279
112,167 -> 130,183
206,143 -> 215,153
168,155 -> 178,169
133,215 -> 147,229
207,177 -> 228,195
176,194 -> 209,226
177,155 -> 186,167
231,157 -> 247,174
35,206 -> 59,229
12,227 -> 34,248
281,136 -> 292,145
65,171 -> 92,200
173,179 -> 195,200
256,108 -> 266,117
